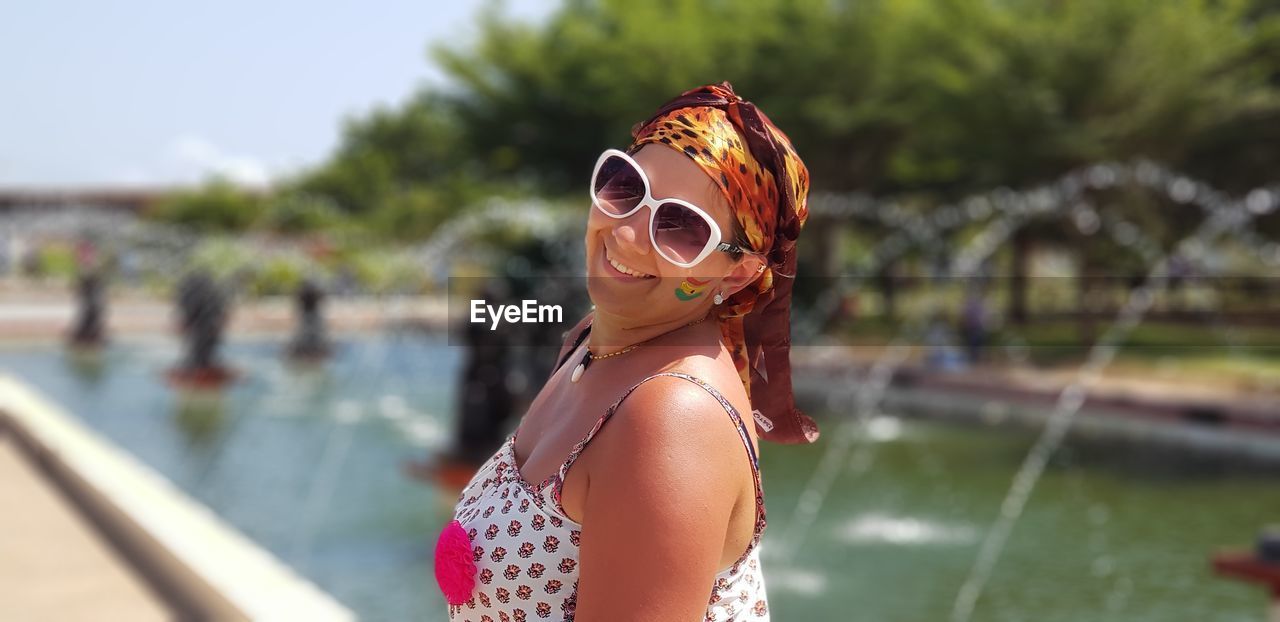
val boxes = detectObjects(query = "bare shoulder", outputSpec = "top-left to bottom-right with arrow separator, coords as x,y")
584,372 -> 747,493
570,364 -> 760,618
572,375 -> 745,618
671,354 -> 755,424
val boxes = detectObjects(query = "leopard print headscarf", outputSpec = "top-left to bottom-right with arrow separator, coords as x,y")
628,81 -> 819,445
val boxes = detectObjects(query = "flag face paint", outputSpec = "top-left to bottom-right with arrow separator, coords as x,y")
675,277 -> 710,300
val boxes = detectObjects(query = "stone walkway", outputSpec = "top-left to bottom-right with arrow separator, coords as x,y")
0,430 -> 170,621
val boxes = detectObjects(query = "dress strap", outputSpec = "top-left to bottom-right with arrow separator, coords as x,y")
551,372 -> 766,550
551,370 -> 668,487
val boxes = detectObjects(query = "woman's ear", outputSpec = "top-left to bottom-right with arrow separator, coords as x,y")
719,254 -> 766,299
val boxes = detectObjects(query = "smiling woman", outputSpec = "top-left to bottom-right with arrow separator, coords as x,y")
435,81 -> 819,622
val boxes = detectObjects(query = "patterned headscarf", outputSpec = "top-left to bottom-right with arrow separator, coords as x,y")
628,81 -> 820,444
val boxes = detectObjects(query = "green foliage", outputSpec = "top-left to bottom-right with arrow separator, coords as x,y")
347,249 -> 428,294
432,0 -> 826,191
428,0 -> 1280,197
38,243 -> 77,279
249,256 -> 305,296
149,178 -> 264,231
145,0 -> 1280,261
285,90 -> 530,241
366,186 -> 452,240
188,238 -> 253,281
258,193 -> 345,233
294,148 -> 395,215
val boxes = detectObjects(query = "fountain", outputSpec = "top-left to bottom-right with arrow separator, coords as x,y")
768,162 -> 1279,622
166,269 -> 237,389
67,235 -> 108,349
1212,526 -> 1280,621
404,226 -> 588,489
285,277 -> 332,363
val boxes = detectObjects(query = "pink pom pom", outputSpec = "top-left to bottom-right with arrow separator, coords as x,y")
434,519 -> 477,605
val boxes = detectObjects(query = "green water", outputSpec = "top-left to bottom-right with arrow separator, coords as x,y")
762,416 -> 1279,621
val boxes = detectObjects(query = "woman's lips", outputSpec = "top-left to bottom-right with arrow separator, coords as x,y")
598,246 -> 654,281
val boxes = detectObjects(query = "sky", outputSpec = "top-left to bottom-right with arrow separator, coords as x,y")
0,1 -> 557,189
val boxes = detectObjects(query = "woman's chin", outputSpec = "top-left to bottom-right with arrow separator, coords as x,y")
585,247 -> 668,317
586,277 -> 636,311
587,280 -> 658,320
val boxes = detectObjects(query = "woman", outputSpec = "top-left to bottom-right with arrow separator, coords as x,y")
435,82 -> 820,622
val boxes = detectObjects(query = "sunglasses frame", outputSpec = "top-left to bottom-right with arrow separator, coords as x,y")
590,148 -> 753,269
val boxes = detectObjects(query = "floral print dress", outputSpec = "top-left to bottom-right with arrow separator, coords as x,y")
447,371 -> 770,622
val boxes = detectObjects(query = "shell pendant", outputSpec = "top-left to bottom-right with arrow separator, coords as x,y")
570,350 -> 591,383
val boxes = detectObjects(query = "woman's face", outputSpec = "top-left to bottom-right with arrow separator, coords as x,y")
584,144 -> 763,327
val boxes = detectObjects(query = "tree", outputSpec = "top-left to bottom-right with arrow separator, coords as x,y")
149,178 -> 263,231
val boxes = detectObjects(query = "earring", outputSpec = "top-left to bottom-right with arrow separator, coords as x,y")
713,292 -> 724,305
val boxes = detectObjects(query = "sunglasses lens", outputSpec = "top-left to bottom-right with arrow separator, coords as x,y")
653,202 -> 713,263
593,155 -> 644,215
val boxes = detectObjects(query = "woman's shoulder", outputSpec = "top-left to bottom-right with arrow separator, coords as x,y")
589,357 -> 754,476
658,348 -> 754,422
586,370 -> 750,495
568,366 -> 757,620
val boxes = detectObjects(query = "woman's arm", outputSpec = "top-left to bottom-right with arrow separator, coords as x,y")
572,376 -> 745,621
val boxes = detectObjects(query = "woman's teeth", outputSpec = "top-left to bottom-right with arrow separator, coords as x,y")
607,253 -> 654,278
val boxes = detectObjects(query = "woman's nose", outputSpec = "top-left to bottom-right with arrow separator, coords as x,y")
610,213 -> 650,255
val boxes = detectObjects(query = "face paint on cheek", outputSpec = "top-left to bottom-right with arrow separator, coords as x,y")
674,277 -> 710,301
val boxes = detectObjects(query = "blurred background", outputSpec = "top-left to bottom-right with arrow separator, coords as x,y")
2,1 -> 1279,620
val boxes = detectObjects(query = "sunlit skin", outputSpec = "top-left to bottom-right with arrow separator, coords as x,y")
508,143 -> 770,620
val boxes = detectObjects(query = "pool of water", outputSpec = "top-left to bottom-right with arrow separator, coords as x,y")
1,335 -> 1275,621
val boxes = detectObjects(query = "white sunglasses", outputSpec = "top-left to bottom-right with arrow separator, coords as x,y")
590,148 -> 756,269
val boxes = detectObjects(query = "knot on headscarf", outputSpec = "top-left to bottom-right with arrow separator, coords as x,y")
628,81 -> 819,444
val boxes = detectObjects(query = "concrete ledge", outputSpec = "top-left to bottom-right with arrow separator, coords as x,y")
0,432 -> 171,621
0,375 -> 356,622
794,367 -> 1280,461
878,382 -> 1280,461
